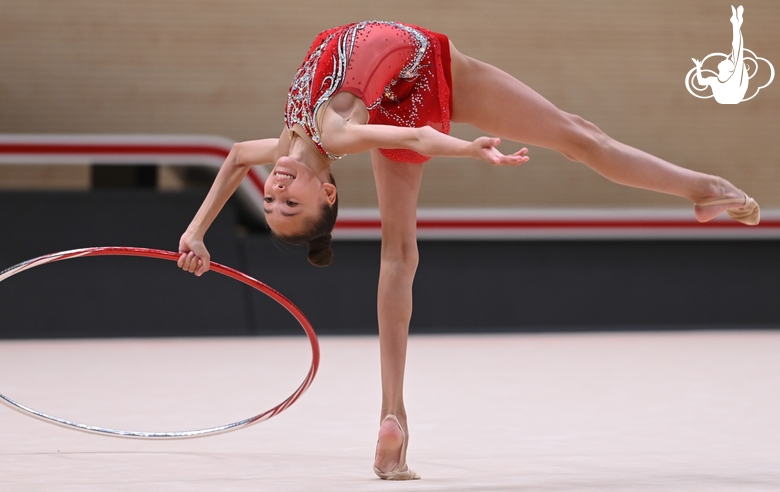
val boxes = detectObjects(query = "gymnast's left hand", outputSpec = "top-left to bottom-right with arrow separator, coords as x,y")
178,232 -> 211,277
471,137 -> 529,166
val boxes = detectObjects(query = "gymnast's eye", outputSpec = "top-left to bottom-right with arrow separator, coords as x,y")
286,200 -> 298,207
264,197 -> 274,203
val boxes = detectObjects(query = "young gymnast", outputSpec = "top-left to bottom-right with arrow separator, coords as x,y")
177,20 -> 760,480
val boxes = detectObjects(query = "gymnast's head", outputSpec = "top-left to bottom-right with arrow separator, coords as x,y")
264,155 -> 339,267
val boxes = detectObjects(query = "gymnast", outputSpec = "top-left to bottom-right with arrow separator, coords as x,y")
177,20 -> 760,480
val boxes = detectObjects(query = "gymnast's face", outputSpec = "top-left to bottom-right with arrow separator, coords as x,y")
263,156 -> 336,237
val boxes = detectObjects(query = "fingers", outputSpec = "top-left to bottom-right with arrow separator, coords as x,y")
475,137 -> 530,166
493,147 -> 530,166
497,155 -> 530,166
195,257 -> 211,277
178,251 -> 210,276
179,251 -> 198,273
177,232 -> 211,276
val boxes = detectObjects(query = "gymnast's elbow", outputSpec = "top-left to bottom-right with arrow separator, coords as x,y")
409,126 -> 432,151
410,126 -> 448,156
228,142 -> 251,169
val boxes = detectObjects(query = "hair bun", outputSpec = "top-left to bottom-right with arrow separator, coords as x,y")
307,234 -> 333,267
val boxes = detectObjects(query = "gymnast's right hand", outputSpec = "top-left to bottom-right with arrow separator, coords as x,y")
178,231 -> 211,276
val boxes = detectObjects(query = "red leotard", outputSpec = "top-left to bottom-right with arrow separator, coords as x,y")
285,21 -> 452,164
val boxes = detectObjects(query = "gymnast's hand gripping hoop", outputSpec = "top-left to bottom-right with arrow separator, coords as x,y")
0,247 -> 321,439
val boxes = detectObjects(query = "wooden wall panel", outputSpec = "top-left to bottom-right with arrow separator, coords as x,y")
1,0 -> 778,207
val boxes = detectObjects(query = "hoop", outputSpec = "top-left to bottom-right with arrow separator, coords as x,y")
0,246 -> 320,439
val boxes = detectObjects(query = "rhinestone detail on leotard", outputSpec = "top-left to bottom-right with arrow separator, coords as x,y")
285,21 -> 448,163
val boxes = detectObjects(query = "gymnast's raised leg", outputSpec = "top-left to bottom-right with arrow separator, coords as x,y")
448,42 -> 758,224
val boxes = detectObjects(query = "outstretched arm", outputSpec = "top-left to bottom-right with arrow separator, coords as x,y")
322,121 -> 529,166
178,134 -> 284,276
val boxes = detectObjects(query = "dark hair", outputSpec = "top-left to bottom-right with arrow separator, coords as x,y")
272,173 -> 338,267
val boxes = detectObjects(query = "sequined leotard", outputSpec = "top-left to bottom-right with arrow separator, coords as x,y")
285,21 -> 452,164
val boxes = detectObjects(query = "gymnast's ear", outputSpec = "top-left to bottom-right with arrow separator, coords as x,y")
322,182 -> 337,205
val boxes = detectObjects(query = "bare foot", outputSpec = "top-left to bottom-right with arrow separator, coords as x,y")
373,417 -> 404,473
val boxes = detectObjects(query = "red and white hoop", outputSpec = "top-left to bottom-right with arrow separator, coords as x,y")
0,246 -> 320,439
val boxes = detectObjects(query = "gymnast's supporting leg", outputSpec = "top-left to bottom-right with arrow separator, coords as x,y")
370,149 -> 424,479
449,43 -> 751,223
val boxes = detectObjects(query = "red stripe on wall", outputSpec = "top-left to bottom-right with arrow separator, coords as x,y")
0,144 -> 230,158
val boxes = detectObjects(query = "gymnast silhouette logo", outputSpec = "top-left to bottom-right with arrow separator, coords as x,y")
685,5 -> 774,104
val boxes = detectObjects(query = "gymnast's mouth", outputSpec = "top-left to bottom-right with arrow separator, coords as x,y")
274,171 -> 295,180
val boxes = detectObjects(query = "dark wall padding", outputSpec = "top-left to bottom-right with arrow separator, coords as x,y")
1,192 -> 778,338
243,238 -> 780,334
0,191 -> 250,338
241,238 -> 381,335
410,240 -> 780,331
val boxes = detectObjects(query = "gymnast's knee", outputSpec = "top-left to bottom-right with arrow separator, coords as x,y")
557,113 -> 610,163
380,243 -> 419,274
